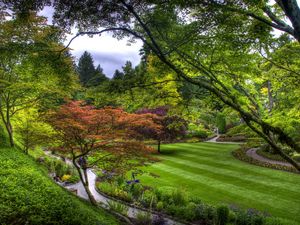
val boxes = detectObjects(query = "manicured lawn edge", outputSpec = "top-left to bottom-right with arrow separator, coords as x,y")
232,147 -> 298,173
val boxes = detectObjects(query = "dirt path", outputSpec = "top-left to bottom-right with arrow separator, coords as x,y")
246,148 -> 294,167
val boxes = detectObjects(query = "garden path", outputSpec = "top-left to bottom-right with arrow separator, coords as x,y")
246,148 -> 294,167
206,135 -> 244,144
45,151 -> 183,225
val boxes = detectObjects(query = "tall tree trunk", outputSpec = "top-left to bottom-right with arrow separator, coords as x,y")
82,168 -> 98,206
0,112 -> 14,147
72,157 -> 97,205
7,122 -> 14,147
157,140 -> 161,153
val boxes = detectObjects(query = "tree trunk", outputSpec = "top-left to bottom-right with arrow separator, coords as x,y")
157,140 -> 161,153
277,0 -> 300,42
0,108 -> 14,147
72,158 -> 98,205
82,168 -> 98,206
6,121 -> 14,147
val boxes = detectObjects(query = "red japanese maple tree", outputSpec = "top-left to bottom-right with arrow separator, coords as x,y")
48,100 -> 160,205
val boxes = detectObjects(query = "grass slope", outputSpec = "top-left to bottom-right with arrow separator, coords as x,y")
140,142 -> 300,224
0,147 -> 119,225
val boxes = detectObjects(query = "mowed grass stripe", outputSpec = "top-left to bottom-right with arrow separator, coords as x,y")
161,154 -> 299,191
149,163 -> 300,221
159,144 -> 298,182
141,143 -> 300,223
142,168 -> 298,224
161,156 -> 300,197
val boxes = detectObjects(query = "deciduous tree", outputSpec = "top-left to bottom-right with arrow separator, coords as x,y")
48,100 -> 160,205
0,12 -> 76,147
136,106 -> 187,152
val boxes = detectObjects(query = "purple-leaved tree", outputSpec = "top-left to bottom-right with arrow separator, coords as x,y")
136,106 -> 187,153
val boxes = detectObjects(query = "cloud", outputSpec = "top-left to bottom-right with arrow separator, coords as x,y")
38,6 -> 54,24
71,50 -> 141,77
67,33 -> 143,77
38,7 -> 143,78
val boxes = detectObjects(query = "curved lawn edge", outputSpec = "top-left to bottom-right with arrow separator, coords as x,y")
232,147 -> 299,173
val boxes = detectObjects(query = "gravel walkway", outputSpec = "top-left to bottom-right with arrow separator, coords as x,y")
246,148 -> 294,167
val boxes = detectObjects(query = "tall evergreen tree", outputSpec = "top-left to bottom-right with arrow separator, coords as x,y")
122,61 -> 134,80
112,69 -> 124,80
77,52 -> 108,87
87,64 -> 108,86
77,51 -> 96,87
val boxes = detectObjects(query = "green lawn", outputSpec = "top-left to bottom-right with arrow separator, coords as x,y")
0,147 -> 119,225
140,142 -> 300,224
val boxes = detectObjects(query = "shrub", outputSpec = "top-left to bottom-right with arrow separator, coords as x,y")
107,200 -> 128,215
236,211 -> 252,225
165,204 -> 186,218
252,215 -> 264,225
114,188 -> 133,202
135,211 -> 152,225
228,211 -> 236,223
217,205 -> 229,225
216,114 -> 226,134
194,202 -> 216,221
189,196 -> 203,204
68,174 -> 80,183
128,183 -> 144,198
54,160 -> 68,178
226,124 -> 257,138
156,201 -> 164,211
187,123 -> 212,139
292,154 -> 300,162
97,182 -> 114,195
141,190 -> 157,207
217,135 -> 246,142
183,202 -> 197,221
155,187 -> 174,204
171,188 -> 188,206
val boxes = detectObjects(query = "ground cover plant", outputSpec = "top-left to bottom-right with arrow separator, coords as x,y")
0,147 -> 119,225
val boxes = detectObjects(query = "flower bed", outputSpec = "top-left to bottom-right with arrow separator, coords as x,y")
96,177 -> 280,225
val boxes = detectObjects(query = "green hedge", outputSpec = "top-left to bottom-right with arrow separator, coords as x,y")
0,147 -> 119,225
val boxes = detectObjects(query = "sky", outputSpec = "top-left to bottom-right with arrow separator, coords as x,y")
39,7 -> 143,78
39,2 -> 300,77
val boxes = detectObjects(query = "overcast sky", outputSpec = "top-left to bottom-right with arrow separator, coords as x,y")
39,7 -> 143,78
39,2 -> 300,77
